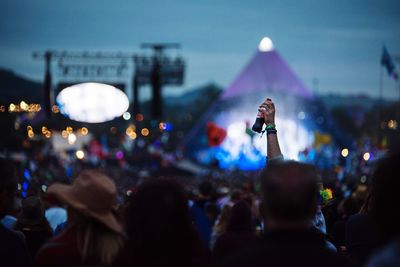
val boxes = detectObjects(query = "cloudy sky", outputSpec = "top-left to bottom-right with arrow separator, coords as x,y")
1,0 -> 399,99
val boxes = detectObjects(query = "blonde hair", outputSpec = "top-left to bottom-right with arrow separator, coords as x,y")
70,210 -> 124,266
214,205 -> 232,233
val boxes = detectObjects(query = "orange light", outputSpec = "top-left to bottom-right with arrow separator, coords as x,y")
141,128 -> 149,136
128,132 -> 137,140
52,105 -> 59,113
80,127 -> 88,135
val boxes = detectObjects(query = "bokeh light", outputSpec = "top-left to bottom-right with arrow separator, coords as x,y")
68,133 -> 77,144
76,150 -> 85,159
141,128 -> 150,136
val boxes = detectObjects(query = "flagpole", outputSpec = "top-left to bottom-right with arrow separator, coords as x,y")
378,64 -> 383,147
397,79 -> 400,131
395,56 -> 400,129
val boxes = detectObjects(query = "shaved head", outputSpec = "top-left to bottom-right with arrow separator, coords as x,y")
261,161 -> 319,222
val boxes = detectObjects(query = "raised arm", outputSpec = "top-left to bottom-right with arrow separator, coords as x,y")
258,98 -> 282,159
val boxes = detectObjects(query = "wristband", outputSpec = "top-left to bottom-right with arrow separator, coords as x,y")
266,129 -> 277,135
265,124 -> 276,130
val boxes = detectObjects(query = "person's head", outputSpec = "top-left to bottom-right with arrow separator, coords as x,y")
122,178 -> 202,266
260,161 -> 319,229
17,196 -> 44,225
359,191 -> 373,214
47,170 -> 123,266
230,188 -> 242,204
338,196 -> 362,218
351,184 -> 368,209
226,200 -> 254,233
14,196 -> 52,234
0,158 -> 18,218
198,181 -> 213,199
370,150 -> 400,242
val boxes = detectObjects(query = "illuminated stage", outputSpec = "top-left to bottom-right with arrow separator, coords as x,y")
185,37 -> 320,170
194,95 -> 316,170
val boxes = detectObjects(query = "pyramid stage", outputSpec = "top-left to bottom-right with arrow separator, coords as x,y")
183,38 -> 330,170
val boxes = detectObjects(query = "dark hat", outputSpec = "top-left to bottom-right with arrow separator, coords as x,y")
19,196 -> 45,226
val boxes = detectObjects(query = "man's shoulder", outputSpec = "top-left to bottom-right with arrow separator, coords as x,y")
0,223 -> 25,244
365,240 -> 400,267
221,235 -> 354,267
0,224 -> 32,267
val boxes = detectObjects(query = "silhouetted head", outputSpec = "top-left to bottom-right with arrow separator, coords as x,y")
226,200 -> 254,233
0,158 -> 18,218
230,188 -> 242,203
198,181 -> 213,198
338,196 -> 362,218
260,161 -> 319,226
370,150 -> 400,241
120,178 -> 204,266
18,196 -> 45,226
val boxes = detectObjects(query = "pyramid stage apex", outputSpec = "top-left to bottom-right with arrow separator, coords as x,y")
258,37 -> 274,52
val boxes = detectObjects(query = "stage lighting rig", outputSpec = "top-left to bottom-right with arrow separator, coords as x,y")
33,51 -> 133,117
133,43 -> 185,119
34,47 -> 185,121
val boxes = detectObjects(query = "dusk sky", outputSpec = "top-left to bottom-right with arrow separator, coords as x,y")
1,0 -> 399,99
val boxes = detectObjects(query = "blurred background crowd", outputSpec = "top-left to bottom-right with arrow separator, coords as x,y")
1,0 -> 400,266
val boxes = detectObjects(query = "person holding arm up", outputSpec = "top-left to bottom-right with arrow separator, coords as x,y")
258,97 -> 335,251
257,98 -> 283,161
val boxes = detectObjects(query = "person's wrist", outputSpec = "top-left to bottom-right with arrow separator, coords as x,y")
265,121 -> 277,135
265,121 -> 275,127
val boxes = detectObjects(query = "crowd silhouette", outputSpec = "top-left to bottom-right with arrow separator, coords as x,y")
1,98 -> 399,267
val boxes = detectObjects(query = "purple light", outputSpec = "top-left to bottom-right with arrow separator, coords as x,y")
221,50 -> 313,100
116,151 -> 124,160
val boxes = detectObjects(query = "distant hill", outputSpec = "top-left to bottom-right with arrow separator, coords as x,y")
0,69 -> 43,104
317,93 -> 393,111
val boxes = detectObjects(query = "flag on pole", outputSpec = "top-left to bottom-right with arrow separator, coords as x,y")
381,46 -> 398,80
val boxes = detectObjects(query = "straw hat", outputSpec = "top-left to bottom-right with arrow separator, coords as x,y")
19,196 -> 45,226
47,170 -> 122,233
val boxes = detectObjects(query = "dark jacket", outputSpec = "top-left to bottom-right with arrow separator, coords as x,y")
213,201 -> 257,265
346,213 -> 379,266
0,223 -> 32,267
220,228 -> 354,267
20,228 -> 52,260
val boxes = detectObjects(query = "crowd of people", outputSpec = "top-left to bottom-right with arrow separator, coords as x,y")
1,98 -> 399,267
